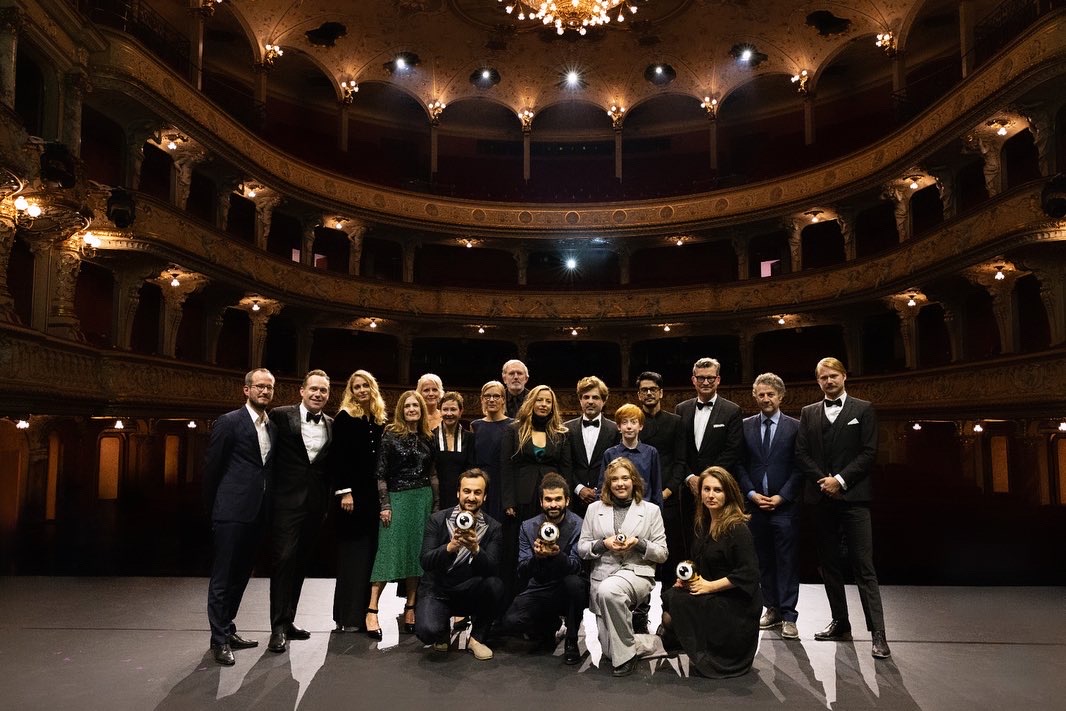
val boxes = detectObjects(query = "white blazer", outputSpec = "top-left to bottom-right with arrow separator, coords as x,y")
578,499 -> 668,587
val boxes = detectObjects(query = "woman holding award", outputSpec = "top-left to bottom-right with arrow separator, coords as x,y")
660,466 -> 762,678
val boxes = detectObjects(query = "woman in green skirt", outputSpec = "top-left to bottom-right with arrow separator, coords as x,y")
365,390 -> 438,639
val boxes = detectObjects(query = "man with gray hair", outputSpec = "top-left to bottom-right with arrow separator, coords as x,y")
736,372 -> 803,640
501,359 -> 530,418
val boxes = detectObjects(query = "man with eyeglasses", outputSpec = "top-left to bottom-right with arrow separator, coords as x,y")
204,368 -> 277,666
634,371 -> 684,596
670,357 -> 742,580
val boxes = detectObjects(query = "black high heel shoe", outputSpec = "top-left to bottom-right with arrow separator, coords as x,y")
403,604 -> 416,634
365,608 -> 383,641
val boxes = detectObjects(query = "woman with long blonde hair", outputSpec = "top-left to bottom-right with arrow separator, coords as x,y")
327,370 -> 388,633
660,466 -> 762,678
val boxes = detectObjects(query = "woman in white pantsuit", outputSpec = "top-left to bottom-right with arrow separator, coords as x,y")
578,457 -> 668,677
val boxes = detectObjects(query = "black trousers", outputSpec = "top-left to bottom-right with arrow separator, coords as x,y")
270,505 -> 325,632
501,574 -> 589,641
660,487 -> 695,593
415,576 -> 505,644
332,529 -> 377,627
207,519 -> 261,646
815,500 -> 885,631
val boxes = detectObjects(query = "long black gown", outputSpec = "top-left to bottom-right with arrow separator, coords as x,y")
663,522 -> 763,678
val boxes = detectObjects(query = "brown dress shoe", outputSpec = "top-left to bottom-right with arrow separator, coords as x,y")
814,620 -> 852,641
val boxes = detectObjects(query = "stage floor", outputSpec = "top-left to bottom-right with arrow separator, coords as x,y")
1,578 -> 1062,710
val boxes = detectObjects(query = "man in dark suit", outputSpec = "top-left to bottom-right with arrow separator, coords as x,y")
796,357 -> 890,659
736,372 -> 803,640
670,357 -> 743,584
502,359 -> 530,418
416,469 -> 504,661
266,369 -> 333,653
203,368 -> 277,666
565,375 -> 619,517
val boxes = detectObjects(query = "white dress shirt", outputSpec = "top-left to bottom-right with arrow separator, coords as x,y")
299,403 -> 326,462
246,402 -> 271,464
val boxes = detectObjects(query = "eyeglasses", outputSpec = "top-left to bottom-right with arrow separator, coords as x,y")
482,394 -> 503,400
638,387 -> 660,394
249,384 -> 274,392
694,375 -> 719,383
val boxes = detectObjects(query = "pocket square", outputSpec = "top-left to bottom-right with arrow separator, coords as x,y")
847,418 -> 860,425
713,423 -> 725,428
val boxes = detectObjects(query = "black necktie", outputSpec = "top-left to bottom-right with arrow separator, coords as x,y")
762,417 -> 773,454
823,399 -> 842,408
582,419 -> 599,428
695,400 -> 711,410
306,412 -> 322,424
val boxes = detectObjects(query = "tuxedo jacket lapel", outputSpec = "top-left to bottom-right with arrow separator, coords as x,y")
287,408 -> 313,464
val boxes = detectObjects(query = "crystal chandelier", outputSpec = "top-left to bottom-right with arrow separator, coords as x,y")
501,0 -> 640,36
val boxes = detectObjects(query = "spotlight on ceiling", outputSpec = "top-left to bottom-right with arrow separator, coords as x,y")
470,67 -> 501,89
560,69 -> 586,89
730,43 -> 766,67
644,63 -> 676,87
565,257 -> 578,270
385,51 -> 420,74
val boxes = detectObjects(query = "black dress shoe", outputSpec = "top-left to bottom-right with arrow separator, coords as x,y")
814,620 -> 853,641
211,644 -> 235,666
563,639 -> 582,665
227,633 -> 258,649
286,625 -> 311,640
632,614 -> 650,635
612,656 -> 636,677
268,631 -> 288,653
871,630 -> 892,659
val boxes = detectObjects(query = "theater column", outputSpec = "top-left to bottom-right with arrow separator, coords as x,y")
521,119 -> 532,183
1021,258 -> 1065,345
246,298 -> 282,368
170,147 -> 207,211
930,169 -> 956,220
963,134 -> 1003,198
0,217 -> 17,323
111,266 -> 156,350
731,235 -> 749,280
343,218 -> 367,276
837,210 -> 856,261
842,319 -> 863,376
1022,107 -> 1057,177
786,219 -> 803,272
964,263 -> 1026,355
154,273 -> 207,357
881,185 -> 911,242
300,217 -> 318,267
124,122 -> 160,191
251,193 -> 282,251
512,246 -> 527,286
402,241 -> 415,283
26,229 -> 86,341
0,7 -> 23,110
887,293 -> 924,369
296,326 -> 313,376
61,71 -> 90,158
959,0 -> 975,78
940,302 -> 966,362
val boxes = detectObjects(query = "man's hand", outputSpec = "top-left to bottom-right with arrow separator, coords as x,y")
579,487 -> 598,504
662,488 -> 672,501
340,493 -> 354,513
818,476 -> 843,498
532,538 -> 560,558
686,476 -> 699,496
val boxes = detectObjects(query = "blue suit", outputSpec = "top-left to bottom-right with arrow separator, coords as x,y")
204,405 -> 275,646
736,412 -> 802,622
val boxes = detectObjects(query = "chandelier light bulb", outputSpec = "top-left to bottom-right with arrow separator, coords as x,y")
663,325 -> 671,332
997,126 -> 1007,136
114,419 -> 125,430
27,203 -> 42,218
1058,421 -> 1066,432
478,326 -> 485,334
187,420 -> 197,429
167,140 -> 177,150
910,180 -> 919,189
369,318 -> 377,328
907,297 -> 917,307
973,423 -> 983,433
912,422 -> 922,431
14,195 -> 28,211
16,419 -> 30,429
778,317 -> 786,325
571,328 -> 578,336
247,189 -> 257,198
170,275 -> 180,287
251,301 -> 261,312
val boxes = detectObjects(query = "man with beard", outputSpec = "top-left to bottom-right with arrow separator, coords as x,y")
499,473 -> 588,665
565,376 -> 619,517
415,469 -> 504,660
204,368 -> 276,666
502,359 -> 530,418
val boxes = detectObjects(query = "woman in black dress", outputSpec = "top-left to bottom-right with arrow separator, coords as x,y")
327,370 -> 387,633
661,466 -> 762,678
470,380 -> 512,522
431,391 -> 475,509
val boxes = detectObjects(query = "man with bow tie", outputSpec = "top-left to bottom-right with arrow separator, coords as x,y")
668,357 -> 742,587
796,357 -> 890,660
565,376 -> 619,517
266,369 -> 333,652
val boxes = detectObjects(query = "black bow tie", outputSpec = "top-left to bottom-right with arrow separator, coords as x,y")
306,412 -> 322,424
582,419 -> 599,428
823,399 -> 842,408
695,400 -> 712,410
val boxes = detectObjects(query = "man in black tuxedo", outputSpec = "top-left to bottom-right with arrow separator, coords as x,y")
565,375 -> 619,517
266,369 -> 333,653
416,469 -> 504,661
670,357 -> 742,584
502,359 -> 530,418
796,357 -> 889,659
203,368 -> 277,666
736,372 -> 803,640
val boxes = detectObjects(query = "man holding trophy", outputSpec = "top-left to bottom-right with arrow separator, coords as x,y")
500,472 -> 588,665
415,469 -> 504,660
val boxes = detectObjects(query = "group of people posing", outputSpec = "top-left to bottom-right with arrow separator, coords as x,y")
203,355 -> 890,678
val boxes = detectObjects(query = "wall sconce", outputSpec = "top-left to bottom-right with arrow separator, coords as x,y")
972,423 -> 984,433
805,209 -> 823,223
986,118 -> 1011,136
906,295 -> 917,307
791,69 -> 810,95
369,318 -> 377,328
250,299 -> 261,312
477,326 -> 485,334
994,265 -> 1006,281
607,104 -> 626,129
911,422 -> 922,431
187,420 -> 198,429
78,231 -> 101,257
114,419 -> 125,430
14,195 -> 42,225
169,272 -> 180,287
700,96 -> 718,120
263,43 -> 284,67
875,31 -> 896,56
518,108 -> 534,130
1059,421 -> 1066,432
16,419 -> 30,429
340,80 -> 358,105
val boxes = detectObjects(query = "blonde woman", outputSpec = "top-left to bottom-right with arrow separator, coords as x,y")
327,370 -> 387,633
